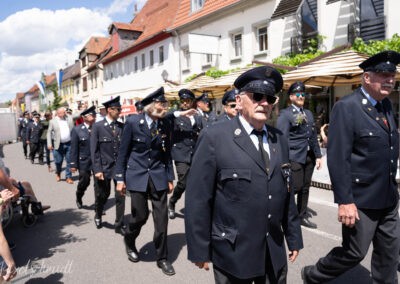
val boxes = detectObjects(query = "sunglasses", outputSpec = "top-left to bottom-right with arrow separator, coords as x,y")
227,104 -> 236,109
294,93 -> 306,98
110,107 -> 122,112
251,93 -> 277,105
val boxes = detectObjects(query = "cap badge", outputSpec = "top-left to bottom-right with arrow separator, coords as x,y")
234,128 -> 241,136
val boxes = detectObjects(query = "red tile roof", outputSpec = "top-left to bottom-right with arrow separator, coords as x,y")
171,0 -> 242,29
110,22 -> 143,32
83,37 -> 110,55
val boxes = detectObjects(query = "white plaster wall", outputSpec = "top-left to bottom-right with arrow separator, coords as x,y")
175,0 -> 277,80
385,0 -> 400,38
103,37 -> 178,101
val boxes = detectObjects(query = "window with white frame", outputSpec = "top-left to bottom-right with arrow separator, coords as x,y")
159,46 -> 164,64
141,53 -> 145,70
203,53 -> 213,66
257,26 -> 268,52
150,50 -> 154,67
232,33 -> 242,58
191,0 -> 204,12
182,48 -> 190,70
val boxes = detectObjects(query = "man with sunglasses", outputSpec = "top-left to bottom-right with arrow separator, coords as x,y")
215,89 -> 239,122
185,66 -> 303,283
90,96 -> 126,234
115,87 -> 176,276
167,88 -> 203,219
196,92 -> 217,126
277,81 -> 322,229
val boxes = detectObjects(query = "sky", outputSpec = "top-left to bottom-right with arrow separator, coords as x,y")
0,0 -> 147,103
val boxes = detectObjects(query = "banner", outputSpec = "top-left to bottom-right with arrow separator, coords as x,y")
56,69 -> 64,90
36,81 -> 45,95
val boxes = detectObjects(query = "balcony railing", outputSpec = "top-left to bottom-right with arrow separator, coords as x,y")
290,31 -> 319,54
348,16 -> 386,44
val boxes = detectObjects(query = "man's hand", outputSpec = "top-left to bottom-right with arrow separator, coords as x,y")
2,264 -> 17,281
0,189 -> 14,204
168,181 -> 174,194
338,203 -> 359,228
181,109 -> 198,117
288,250 -> 299,262
194,262 -> 210,271
95,172 -> 104,180
116,182 -> 126,196
26,140 -> 30,145
316,158 -> 323,170
48,145 -> 53,151
70,168 -> 77,173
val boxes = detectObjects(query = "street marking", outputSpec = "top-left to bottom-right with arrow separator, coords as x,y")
302,226 -> 342,242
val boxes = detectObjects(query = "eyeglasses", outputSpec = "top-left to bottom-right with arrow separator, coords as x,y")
294,93 -> 306,98
227,104 -> 236,109
251,93 -> 277,105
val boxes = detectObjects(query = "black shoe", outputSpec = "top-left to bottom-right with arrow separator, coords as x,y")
157,259 -> 175,276
39,161 -> 44,165
31,202 -> 44,215
168,202 -> 176,219
115,225 -> 127,236
94,217 -> 102,229
301,218 -> 317,229
124,237 -> 139,262
76,199 -> 83,209
301,265 -> 314,284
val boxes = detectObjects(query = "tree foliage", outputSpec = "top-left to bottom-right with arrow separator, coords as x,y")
48,84 -> 62,110
352,33 -> 400,55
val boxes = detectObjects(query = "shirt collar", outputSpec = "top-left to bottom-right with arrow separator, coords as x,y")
238,115 -> 267,136
105,116 -> 114,125
144,113 -> 156,127
291,104 -> 302,112
360,86 -> 378,106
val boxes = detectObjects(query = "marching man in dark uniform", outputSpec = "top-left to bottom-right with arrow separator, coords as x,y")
215,89 -> 239,122
196,92 -> 217,126
26,112 -> 43,164
302,51 -> 400,283
277,82 -> 322,229
115,87 -> 176,276
18,111 -> 31,159
90,97 -> 125,234
70,106 -> 96,209
185,66 -> 303,283
167,88 -> 202,219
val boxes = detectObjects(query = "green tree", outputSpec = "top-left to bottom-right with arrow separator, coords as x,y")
48,84 -> 62,110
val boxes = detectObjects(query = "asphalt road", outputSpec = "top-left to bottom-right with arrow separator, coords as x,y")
1,142 -> 398,283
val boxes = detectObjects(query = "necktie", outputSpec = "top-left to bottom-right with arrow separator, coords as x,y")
375,102 -> 388,127
252,129 -> 270,173
110,121 -> 116,135
150,121 -> 157,137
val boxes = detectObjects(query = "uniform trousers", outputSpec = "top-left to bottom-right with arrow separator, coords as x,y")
126,177 -> 168,260
76,170 -> 91,201
291,151 -> 315,218
213,246 -> 287,284
29,142 -> 40,162
169,161 -> 190,206
39,138 -> 50,165
94,177 -> 125,228
22,137 -> 28,157
308,202 -> 400,284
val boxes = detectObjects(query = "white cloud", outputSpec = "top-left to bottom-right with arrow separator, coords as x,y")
0,7 -> 112,102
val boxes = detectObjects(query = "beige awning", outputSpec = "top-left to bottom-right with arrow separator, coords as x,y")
283,49 -> 400,87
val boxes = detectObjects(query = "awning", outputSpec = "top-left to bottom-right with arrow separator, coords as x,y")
283,49 -> 400,87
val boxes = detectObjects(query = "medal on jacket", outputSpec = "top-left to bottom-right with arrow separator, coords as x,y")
161,134 -> 167,152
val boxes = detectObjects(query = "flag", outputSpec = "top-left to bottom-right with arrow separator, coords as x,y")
56,69 -> 64,90
36,81 -> 45,95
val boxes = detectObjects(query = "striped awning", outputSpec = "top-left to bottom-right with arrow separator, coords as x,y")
283,49 -> 400,87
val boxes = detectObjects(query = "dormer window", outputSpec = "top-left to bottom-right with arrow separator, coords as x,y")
191,0 -> 204,12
